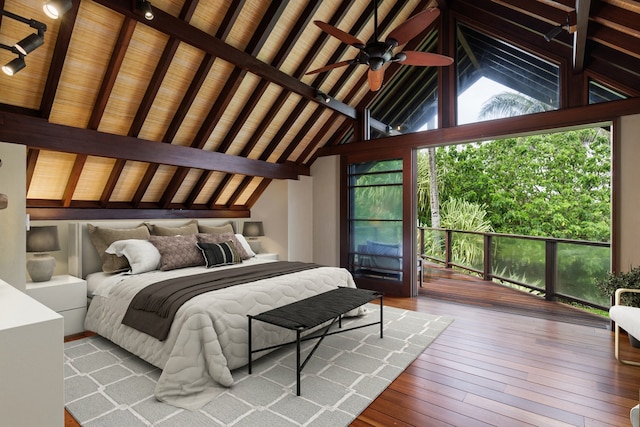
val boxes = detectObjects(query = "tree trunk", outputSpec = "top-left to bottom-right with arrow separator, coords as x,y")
428,147 -> 440,229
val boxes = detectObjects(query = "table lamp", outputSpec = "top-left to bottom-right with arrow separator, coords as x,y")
26,225 -> 60,282
242,221 -> 264,254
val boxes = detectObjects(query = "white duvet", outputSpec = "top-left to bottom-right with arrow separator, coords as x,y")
84,260 -> 363,409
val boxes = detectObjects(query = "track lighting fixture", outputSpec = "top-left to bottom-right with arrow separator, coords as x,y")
315,89 -> 330,103
42,0 -> 73,19
544,15 -> 570,42
0,10 -> 48,76
0,48 -> 26,76
137,0 -> 154,20
15,33 -> 44,56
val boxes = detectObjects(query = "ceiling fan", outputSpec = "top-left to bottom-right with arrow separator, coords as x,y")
306,3 -> 454,91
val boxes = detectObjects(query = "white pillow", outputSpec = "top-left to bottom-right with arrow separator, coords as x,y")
106,239 -> 161,274
234,233 -> 256,257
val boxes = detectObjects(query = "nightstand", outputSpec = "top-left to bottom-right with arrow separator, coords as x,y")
26,274 -> 87,336
256,253 -> 279,260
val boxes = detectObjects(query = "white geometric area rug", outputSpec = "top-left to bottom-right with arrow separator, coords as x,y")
64,304 -> 453,427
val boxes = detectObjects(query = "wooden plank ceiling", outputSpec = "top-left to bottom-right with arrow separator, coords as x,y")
1,0 -> 639,220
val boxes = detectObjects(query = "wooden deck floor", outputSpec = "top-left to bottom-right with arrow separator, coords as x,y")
353,267 -> 640,427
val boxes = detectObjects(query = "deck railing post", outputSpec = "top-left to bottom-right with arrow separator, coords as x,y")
545,240 -> 558,301
484,234 -> 493,281
419,227 -> 425,258
445,230 -> 452,269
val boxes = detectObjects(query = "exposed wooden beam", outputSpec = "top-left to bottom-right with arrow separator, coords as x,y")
40,0 -> 80,119
491,0 -> 577,28
0,112 -> 306,180
317,96 -> 640,157
26,208 -> 250,221
92,0 -> 357,120
590,22 -> 640,60
590,1 -> 640,38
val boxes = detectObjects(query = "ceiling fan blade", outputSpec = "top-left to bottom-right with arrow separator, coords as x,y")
306,60 -> 354,75
314,21 -> 365,48
386,8 -> 440,46
368,68 -> 384,92
400,51 -> 454,66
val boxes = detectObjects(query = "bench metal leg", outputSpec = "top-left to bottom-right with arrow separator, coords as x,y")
247,315 -> 252,374
296,330 -> 301,395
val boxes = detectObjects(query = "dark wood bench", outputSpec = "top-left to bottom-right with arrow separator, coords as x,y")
247,287 -> 383,395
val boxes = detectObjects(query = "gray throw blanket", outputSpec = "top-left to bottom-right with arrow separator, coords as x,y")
122,261 -> 321,340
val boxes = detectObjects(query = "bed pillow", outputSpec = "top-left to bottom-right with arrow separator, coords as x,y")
197,232 -> 252,260
87,224 -> 150,273
197,241 -> 241,268
198,223 -> 235,235
105,239 -> 161,274
146,219 -> 199,236
234,233 -> 256,258
149,234 -> 204,271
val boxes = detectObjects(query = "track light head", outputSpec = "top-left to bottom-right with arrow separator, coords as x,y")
315,89 -> 330,103
137,0 -> 154,20
15,33 -> 44,55
544,25 -> 564,42
43,0 -> 73,19
2,56 -> 26,76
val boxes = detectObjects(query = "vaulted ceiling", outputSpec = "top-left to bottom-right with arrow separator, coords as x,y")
1,0 -> 639,220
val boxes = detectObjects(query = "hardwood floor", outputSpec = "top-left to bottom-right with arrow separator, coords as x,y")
65,270 -> 639,426
354,269 -> 639,427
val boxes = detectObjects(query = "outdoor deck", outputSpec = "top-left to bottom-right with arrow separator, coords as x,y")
354,265 -> 639,426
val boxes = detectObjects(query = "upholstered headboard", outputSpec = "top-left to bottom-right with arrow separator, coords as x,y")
68,219 -> 240,279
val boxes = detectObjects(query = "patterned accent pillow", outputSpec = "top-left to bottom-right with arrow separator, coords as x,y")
197,241 -> 241,268
149,234 -> 204,271
197,232 -> 252,260
87,224 -> 150,273
145,219 -> 199,236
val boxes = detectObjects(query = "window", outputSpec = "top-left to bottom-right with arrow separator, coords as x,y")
457,24 -> 560,124
588,80 -> 627,104
347,159 -> 403,281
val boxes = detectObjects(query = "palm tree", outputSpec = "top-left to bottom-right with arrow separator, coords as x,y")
479,92 -> 553,120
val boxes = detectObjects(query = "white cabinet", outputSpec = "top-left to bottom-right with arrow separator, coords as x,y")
0,279 -> 63,427
26,275 -> 87,336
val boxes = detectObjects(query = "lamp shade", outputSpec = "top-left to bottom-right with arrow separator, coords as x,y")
242,221 -> 264,238
26,226 -> 60,253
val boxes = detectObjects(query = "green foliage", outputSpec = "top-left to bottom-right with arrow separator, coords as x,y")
421,127 -> 611,242
424,198 -> 493,267
596,266 -> 640,307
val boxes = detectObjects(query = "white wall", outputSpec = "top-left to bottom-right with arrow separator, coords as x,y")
311,155 -> 341,267
0,142 -> 26,289
249,179 -> 289,259
287,175 -> 313,262
615,114 -> 640,271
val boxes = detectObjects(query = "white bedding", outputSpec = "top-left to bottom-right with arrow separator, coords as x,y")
84,259 -> 364,409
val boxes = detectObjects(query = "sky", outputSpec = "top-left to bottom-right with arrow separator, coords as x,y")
456,77 -> 517,125
417,76 -> 516,131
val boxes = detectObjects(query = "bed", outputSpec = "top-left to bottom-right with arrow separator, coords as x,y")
72,219 -> 364,410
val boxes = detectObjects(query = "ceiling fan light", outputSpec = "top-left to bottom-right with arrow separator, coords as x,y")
2,56 -> 26,76
392,52 -> 407,62
15,33 -> 44,56
43,0 -> 73,19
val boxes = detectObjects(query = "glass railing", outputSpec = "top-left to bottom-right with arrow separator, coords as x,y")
418,227 -> 611,310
